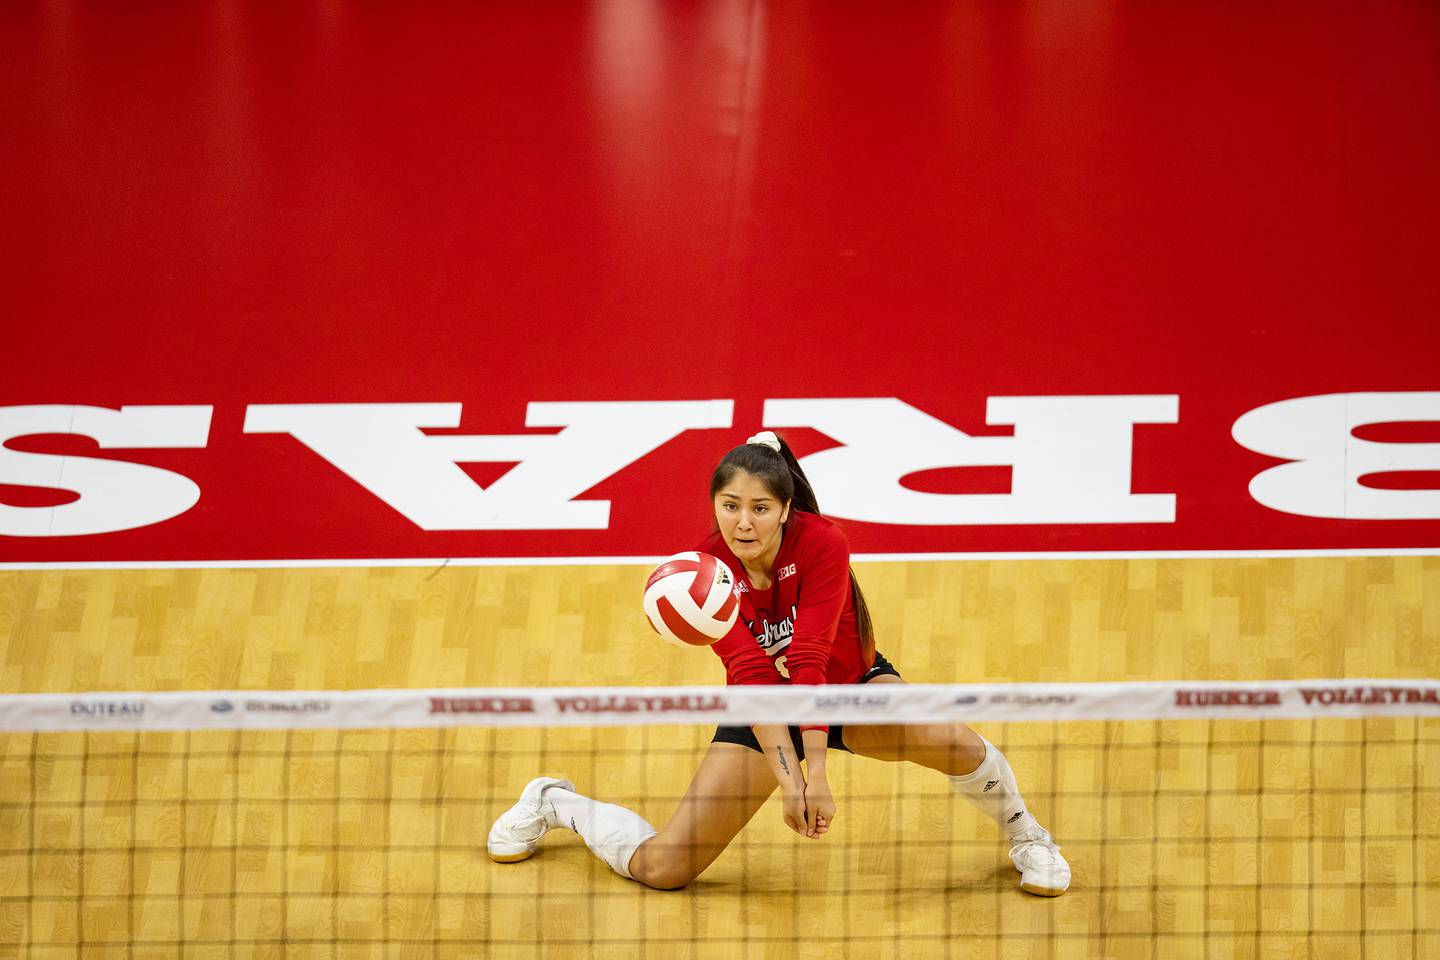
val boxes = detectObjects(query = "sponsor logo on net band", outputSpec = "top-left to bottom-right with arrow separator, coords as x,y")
245,699 -> 331,715
814,693 -> 891,711
208,698 -> 334,719
70,700 -> 145,718
989,694 -> 1078,707
209,699 -> 332,715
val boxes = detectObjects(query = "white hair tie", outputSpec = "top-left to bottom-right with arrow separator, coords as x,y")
746,430 -> 782,453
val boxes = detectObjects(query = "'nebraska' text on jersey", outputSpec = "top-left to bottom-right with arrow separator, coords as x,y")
745,602 -> 798,676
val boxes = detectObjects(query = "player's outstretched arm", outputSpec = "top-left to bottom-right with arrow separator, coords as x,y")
753,724 -> 809,835
800,729 -> 834,838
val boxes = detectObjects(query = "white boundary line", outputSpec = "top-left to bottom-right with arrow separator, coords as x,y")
3,679 -> 1437,732
1,547 -> 1437,571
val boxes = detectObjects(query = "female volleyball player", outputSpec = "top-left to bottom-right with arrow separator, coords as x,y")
489,432 -> 1070,895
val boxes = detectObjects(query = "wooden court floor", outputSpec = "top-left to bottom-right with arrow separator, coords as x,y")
1,556 -> 1437,958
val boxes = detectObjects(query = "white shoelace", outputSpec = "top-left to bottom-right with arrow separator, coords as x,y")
1009,832 -> 1062,866
501,802 -> 547,841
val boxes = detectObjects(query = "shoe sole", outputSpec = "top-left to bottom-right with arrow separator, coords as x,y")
489,847 -> 536,864
1020,881 -> 1067,897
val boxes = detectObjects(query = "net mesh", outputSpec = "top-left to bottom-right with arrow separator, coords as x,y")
3,704 -> 1437,959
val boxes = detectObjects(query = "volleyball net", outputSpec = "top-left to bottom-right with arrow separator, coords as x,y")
2,680 -> 1436,958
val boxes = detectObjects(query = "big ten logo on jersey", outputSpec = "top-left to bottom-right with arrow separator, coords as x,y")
745,604 -> 799,678
775,563 -> 796,581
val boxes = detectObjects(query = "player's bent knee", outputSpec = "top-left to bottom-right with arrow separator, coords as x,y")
639,870 -> 693,891
903,724 -> 984,775
630,846 -> 700,890
945,724 -> 986,775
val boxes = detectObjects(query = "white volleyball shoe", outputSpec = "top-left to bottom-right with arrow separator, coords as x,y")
1008,826 -> 1071,897
487,776 -> 575,863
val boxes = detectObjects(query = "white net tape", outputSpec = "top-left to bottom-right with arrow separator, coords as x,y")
2,678 -> 1437,732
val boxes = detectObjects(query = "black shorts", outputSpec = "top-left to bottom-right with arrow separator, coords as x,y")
711,650 -> 902,755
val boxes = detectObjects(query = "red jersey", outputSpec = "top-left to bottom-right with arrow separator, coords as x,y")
697,510 -> 874,691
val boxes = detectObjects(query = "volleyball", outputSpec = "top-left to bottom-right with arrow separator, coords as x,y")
643,551 -> 740,646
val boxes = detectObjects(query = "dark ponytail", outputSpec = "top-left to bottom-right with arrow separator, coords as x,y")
709,434 -> 876,659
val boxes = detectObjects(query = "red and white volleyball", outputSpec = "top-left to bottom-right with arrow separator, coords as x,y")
643,551 -> 740,646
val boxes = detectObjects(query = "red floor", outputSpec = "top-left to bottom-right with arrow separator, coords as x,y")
2,1 -> 1438,562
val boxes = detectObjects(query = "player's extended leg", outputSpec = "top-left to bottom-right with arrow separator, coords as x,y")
626,741 -> 778,889
842,674 -> 1071,896
489,740 -> 777,891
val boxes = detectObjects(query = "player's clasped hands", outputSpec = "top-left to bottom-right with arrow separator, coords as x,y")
782,776 -> 835,839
